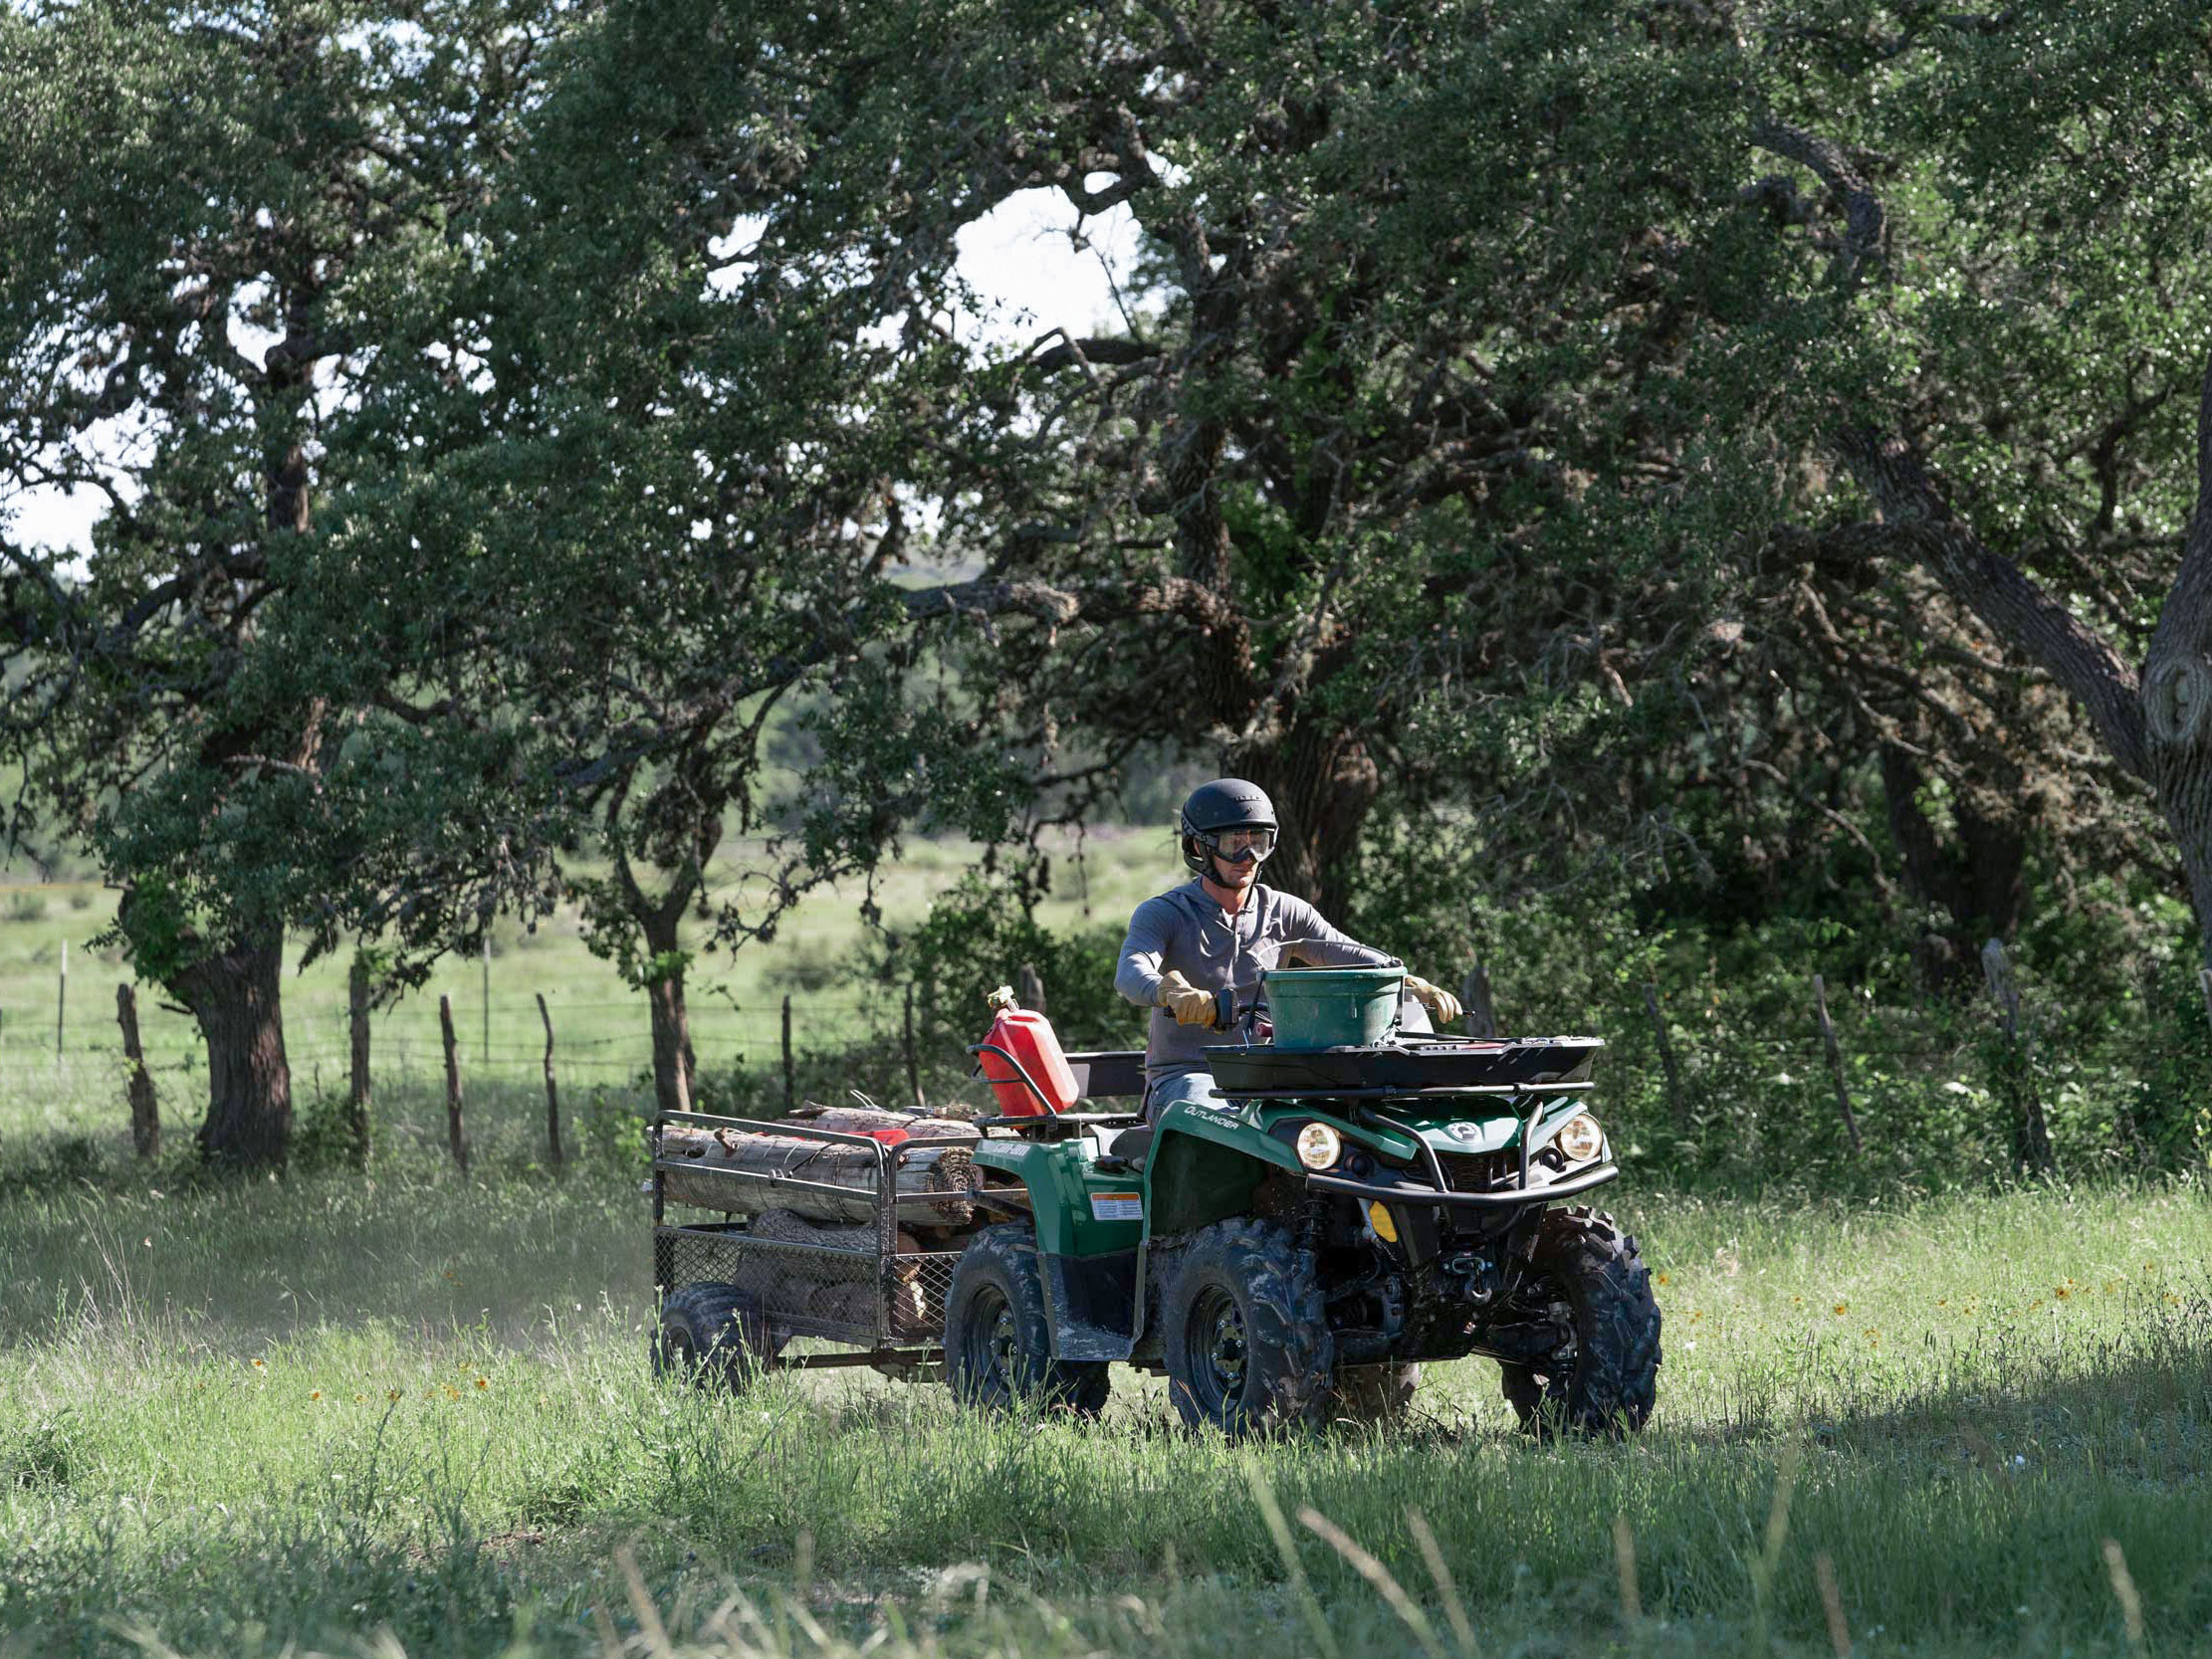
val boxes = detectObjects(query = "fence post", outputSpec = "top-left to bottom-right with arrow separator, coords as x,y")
537,991 -> 563,1168
115,982 -> 159,1159
1017,962 -> 1046,1015
347,957 -> 371,1168
781,992 -> 794,1114
481,933 -> 491,1067
903,984 -> 925,1113
1643,982 -> 1685,1130
1811,973 -> 1864,1156
56,938 -> 66,1069
1981,938 -> 2052,1173
1460,962 -> 1496,1039
439,992 -> 469,1174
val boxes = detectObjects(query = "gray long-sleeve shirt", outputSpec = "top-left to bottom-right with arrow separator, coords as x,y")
1115,879 -> 1398,1085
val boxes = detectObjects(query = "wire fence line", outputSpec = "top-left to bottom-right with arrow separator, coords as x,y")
0,938 -> 2143,1141
0,979 -> 2015,1092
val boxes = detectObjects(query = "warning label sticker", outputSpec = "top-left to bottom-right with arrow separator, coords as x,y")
1089,1191 -> 1143,1222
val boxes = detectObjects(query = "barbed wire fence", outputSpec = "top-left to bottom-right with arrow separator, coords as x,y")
0,938 -> 2198,1173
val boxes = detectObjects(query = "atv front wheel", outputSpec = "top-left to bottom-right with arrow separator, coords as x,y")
1162,1219 -> 1333,1438
1496,1206 -> 1660,1437
652,1282 -> 780,1389
945,1224 -> 1110,1416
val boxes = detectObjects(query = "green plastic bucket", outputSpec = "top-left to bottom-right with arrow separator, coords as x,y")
1263,966 -> 1405,1050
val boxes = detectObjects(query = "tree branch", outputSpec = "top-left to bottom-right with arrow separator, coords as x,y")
1835,427 -> 2149,777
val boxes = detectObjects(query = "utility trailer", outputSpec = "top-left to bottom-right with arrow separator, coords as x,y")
648,1052 -> 1145,1379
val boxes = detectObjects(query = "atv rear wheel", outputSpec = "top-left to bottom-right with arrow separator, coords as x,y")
1162,1219 -> 1332,1438
945,1224 -> 1111,1416
1496,1206 -> 1660,1437
652,1283 -> 780,1389
1326,1362 -> 1422,1426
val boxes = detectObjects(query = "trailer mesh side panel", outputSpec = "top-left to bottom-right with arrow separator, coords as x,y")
655,1224 -> 961,1348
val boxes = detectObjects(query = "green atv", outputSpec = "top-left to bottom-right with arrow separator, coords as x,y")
949,986 -> 1660,1437
647,969 -> 1660,1439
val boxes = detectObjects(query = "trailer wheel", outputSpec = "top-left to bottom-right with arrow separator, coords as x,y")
1497,1206 -> 1660,1438
945,1224 -> 1110,1416
1162,1219 -> 1333,1438
1327,1362 -> 1422,1426
653,1283 -> 780,1390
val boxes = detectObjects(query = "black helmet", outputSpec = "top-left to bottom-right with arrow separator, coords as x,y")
1179,778 -> 1279,876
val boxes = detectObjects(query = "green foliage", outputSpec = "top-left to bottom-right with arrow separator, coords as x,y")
872,869 -> 1141,1059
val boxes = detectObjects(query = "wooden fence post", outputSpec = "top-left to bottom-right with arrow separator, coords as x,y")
1017,962 -> 1046,1015
1460,962 -> 1497,1039
1981,939 -> 2052,1173
480,933 -> 491,1067
56,938 -> 66,1069
438,993 -> 469,1174
347,957 -> 371,1168
903,985 -> 925,1112
1811,973 -> 1864,1155
115,983 -> 159,1159
1643,982 -> 1685,1131
781,993 -> 794,1114
536,991 -> 563,1168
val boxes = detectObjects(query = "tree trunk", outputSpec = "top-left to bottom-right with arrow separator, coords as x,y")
1243,719 -> 1381,918
641,908 -> 693,1117
2142,437 -> 2212,962
171,929 -> 292,1170
2146,669 -> 2212,961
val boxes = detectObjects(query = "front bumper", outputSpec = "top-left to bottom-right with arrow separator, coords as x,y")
1306,1159 -> 1620,1210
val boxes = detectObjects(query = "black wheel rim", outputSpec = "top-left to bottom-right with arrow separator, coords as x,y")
963,1284 -> 1018,1395
1184,1285 -> 1249,1419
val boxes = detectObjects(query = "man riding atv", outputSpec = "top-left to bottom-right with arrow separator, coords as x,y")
1116,778 -> 1464,1122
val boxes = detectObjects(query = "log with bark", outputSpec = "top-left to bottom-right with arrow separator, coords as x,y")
785,1106 -> 982,1144
741,1208 -> 930,1337
658,1124 -> 980,1225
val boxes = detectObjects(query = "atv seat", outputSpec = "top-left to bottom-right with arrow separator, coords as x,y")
1099,1123 -> 1155,1171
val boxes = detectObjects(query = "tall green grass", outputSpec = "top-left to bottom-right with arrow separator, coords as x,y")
4,1081 -> 2211,1657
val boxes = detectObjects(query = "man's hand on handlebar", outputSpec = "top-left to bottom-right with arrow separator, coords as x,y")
1405,973 -> 1464,1026
1158,970 -> 1220,1028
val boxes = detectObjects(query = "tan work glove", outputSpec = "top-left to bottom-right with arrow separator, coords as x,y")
1158,970 -> 1219,1027
1405,973 -> 1464,1027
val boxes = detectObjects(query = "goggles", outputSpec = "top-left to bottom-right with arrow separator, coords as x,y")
1198,825 -> 1277,865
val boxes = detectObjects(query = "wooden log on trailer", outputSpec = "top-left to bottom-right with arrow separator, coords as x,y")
658,1125 -> 980,1225
743,1208 -> 929,1336
785,1105 -> 981,1143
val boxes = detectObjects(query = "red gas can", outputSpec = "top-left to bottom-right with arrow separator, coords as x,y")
977,988 -> 1079,1117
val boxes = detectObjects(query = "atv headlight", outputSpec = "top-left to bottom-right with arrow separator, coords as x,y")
1294,1122 -> 1343,1170
1554,1112 -> 1605,1164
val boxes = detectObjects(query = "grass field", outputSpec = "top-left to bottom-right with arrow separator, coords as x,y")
5,1073 -> 2212,1658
